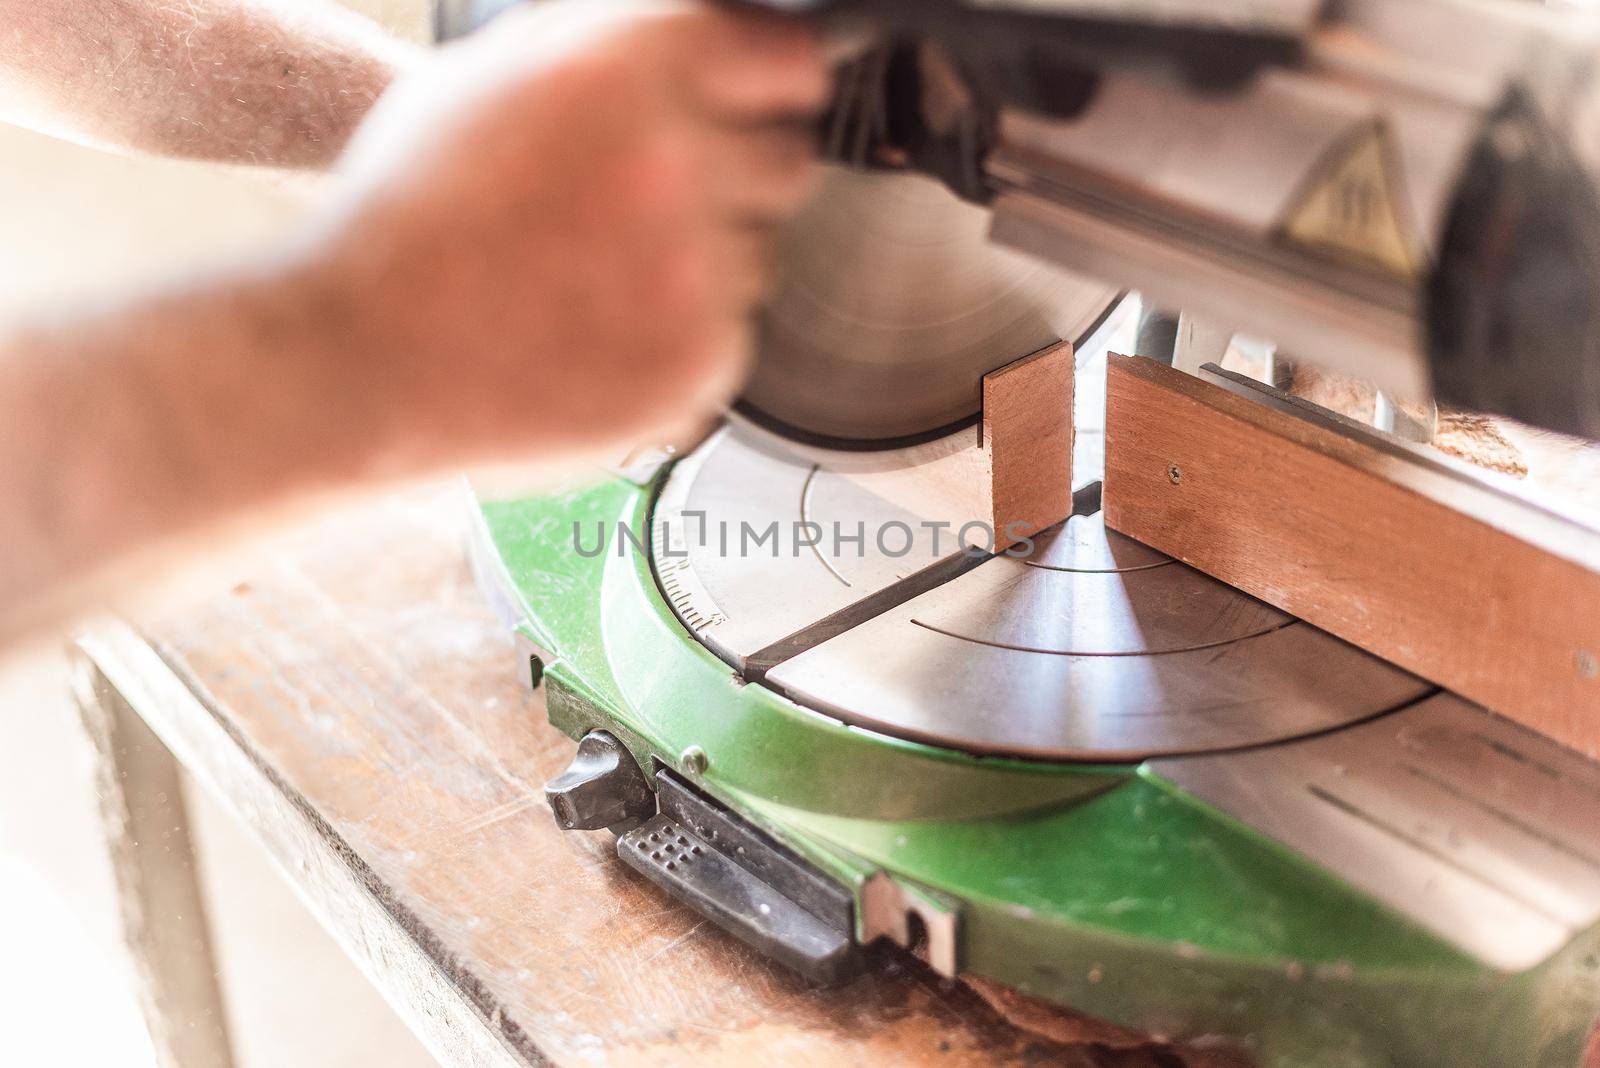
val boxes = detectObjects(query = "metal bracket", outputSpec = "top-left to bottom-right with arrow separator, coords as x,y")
860,871 -> 961,977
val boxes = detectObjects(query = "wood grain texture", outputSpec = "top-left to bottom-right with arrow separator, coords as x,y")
1103,354 -> 1600,756
79,486 -> 1219,1068
983,340 -> 1075,544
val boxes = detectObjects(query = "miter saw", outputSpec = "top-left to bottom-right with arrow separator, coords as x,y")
443,1 -> 1600,1065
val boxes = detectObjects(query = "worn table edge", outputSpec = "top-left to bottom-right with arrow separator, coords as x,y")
75,618 -> 551,1068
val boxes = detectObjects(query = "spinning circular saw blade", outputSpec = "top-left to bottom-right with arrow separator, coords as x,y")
738,167 -> 1120,447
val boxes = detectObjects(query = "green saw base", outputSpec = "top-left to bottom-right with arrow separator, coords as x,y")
473,471 -> 1600,1068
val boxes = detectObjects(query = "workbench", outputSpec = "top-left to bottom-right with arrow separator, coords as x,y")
72,485 -> 1242,1068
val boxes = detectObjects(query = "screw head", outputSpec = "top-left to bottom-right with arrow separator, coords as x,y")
680,745 -> 709,776
1168,464 -> 1183,485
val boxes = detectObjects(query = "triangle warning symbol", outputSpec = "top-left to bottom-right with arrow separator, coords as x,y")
1281,120 -> 1421,279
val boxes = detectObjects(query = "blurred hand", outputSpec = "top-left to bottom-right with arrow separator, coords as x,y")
0,0 -> 829,643
316,0 -> 827,473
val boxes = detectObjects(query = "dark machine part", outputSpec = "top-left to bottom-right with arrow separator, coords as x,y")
818,12 -> 1600,439
439,0 -> 1600,440
730,0 -> 1305,99
543,730 -> 655,832
1429,82 -> 1600,439
439,0 -> 1304,87
813,38 -> 999,205
439,0 -> 1287,196
543,734 -> 864,982
617,772 -> 862,983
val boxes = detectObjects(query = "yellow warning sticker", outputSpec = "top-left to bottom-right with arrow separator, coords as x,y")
1280,119 -> 1422,279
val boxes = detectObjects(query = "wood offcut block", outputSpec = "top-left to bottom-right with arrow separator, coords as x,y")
1104,353 -> 1600,756
983,341 -> 1076,544
841,340 -> 1075,550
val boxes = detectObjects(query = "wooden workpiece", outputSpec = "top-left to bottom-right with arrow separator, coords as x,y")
1103,354 -> 1600,757
77,486 -> 1231,1068
837,340 -> 1075,550
983,341 -> 1077,542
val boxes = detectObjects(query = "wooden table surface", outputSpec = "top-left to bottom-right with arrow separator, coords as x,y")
79,486 -> 1240,1068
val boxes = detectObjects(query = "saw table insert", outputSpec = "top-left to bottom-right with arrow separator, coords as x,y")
655,421 -> 1430,759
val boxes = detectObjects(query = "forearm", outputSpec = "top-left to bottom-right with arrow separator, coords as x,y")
0,245 -> 380,643
0,0 -> 826,647
0,0 -> 419,168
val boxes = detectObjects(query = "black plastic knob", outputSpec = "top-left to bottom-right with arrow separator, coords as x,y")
544,731 -> 656,833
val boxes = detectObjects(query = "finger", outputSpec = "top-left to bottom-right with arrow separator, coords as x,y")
655,412 -> 724,457
676,11 -> 830,120
702,121 -> 820,222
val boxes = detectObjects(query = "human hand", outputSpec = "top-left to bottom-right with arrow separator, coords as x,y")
311,0 -> 828,475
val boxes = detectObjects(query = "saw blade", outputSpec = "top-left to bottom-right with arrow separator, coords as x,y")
740,167 -> 1120,446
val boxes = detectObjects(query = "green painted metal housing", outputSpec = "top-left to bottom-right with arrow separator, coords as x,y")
475,472 -> 1600,1068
